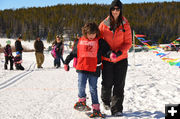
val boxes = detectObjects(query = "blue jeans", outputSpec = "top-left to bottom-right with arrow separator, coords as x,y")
78,72 -> 99,104
54,55 -> 64,67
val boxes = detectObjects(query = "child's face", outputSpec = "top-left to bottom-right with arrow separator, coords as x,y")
87,33 -> 96,40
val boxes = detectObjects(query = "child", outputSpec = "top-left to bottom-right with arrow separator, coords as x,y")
64,22 -> 113,118
52,35 -> 64,68
4,40 -> 13,70
14,51 -> 24,70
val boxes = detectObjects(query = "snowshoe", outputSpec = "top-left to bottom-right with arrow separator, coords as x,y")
86,110 -> 105,118
74,101 -> 91,111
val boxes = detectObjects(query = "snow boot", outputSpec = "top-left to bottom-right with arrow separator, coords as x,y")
103,102 -> 110,110
112,111 -> 123,117
19,65 -> 24,70
4,64 -> 7,70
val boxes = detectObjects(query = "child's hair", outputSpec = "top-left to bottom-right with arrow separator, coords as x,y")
82,22 -> 100,38
56,35 -> 60,39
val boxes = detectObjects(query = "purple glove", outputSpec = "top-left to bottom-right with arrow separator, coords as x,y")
110,52 -> 117,60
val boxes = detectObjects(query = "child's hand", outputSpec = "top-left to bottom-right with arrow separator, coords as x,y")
64,64 -> 69,71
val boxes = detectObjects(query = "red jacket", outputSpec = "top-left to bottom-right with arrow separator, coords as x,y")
99,16 -> 132,62
76,36 -> 99,72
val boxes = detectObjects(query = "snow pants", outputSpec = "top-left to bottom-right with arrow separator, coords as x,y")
101,58 -> 128,114
54,55 -> 64,67
4,56 -> 13,70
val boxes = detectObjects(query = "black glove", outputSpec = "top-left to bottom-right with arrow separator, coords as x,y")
116,50 -> 122,56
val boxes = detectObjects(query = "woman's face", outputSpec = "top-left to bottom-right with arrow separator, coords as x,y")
56,38 -> 61,42
111,6 -> 120,20
87,33 -> 96,40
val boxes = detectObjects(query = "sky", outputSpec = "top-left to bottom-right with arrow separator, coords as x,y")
0,0 -> 179,10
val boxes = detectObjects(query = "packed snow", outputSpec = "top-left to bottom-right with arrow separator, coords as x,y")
0,38 -> 180,119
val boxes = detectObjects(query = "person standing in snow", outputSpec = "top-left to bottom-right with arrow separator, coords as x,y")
15,36 -> 23,59
14,51 -> 24,70
34,36 -> 45,68
4,40 -> 13,70
52,35 -> 64,68
99,0 -> 132,116
63,22 -> 113,118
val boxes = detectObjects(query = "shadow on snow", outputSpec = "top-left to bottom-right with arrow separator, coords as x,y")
105,110 -> 164,118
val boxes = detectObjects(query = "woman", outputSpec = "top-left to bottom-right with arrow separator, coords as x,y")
99,0 -> 132,116
52,35 -> 64,68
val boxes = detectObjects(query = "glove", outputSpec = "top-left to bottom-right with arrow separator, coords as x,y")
110,52 -> 117,60
64,64 -> 69,71
116,50 -> 122,56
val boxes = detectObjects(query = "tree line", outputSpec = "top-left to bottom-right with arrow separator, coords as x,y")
0,2 -> 179,44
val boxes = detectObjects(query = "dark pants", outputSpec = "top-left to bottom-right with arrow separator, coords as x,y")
15,64 -> 24,70
101,59 -> 128,114
54,55 -> 64,67
4,56 -> 13,70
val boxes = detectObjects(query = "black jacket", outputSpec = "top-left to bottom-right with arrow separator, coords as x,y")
64,38 -> 111,77
34,40 -> 44,53
15,40 -> 23,53
52,41 -> 64,56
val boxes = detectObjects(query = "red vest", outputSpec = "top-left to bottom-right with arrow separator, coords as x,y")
76,37 -> 99,72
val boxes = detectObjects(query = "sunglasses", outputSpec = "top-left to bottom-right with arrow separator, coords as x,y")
111,7 -> 120,11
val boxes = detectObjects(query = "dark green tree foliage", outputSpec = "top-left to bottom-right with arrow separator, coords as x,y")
0,2 -> 179,44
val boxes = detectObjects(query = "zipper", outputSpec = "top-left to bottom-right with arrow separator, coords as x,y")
112,30 -> 116,50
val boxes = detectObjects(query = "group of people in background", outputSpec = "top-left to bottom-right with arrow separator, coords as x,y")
34,35 -> 65,69
3,0 -> 132,118
4,34 -> 65,70
4,36 -> 24,70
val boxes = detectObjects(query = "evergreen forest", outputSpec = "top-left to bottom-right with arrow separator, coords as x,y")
0,2 -> 179,44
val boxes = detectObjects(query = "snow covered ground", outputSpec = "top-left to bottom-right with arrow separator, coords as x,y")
0,38 -> 180,119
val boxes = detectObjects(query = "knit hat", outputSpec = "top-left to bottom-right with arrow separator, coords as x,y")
6,40 -> 11,45
110,0 -> 123,10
